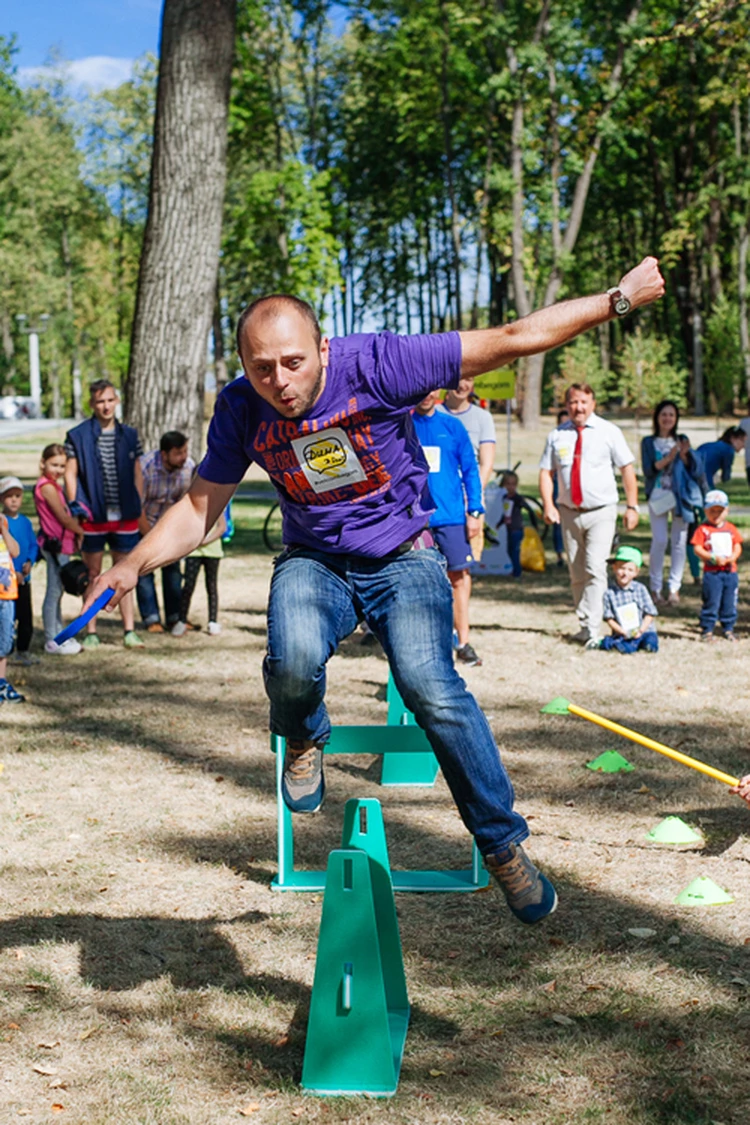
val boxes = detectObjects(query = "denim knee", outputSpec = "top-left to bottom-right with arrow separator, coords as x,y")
263,640 -> 328,704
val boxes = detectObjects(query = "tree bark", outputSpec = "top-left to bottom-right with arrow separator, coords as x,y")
125,0 -> 237,455
517,0 -> 641,428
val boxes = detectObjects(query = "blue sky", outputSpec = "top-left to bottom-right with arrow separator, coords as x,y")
7,0 -> 162,88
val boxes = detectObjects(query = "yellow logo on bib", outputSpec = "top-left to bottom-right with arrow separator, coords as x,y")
303,436 -> 348,477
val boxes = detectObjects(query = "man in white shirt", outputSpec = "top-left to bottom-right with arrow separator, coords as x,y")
539,384 -> 639,646
440,375 -> 495,569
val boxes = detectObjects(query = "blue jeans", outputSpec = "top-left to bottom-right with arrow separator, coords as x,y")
136,562 -> 183,626
700,570 -> 738,633
508,528 -> 524,577
600,630 -> 659,654
264,545 -> 528,857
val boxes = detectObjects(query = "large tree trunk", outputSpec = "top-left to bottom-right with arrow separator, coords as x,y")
125,0 -> 237,456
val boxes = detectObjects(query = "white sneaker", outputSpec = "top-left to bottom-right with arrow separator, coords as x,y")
207,621 -> 222,636
45,638 -> 82,656
171,621 -> 188,637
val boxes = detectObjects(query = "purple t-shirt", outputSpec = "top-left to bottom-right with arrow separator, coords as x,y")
198,330 -> 462,556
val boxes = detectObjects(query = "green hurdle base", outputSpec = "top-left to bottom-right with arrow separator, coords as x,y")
271,733 -> 489,892
380,676 -> 439,787
302,799 -> 409,1096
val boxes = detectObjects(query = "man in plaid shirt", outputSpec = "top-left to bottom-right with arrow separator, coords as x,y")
136,431 -> 195,632
600,544 -> 659,653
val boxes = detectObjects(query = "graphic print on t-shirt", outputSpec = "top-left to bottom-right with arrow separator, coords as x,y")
290,427 -> 368,494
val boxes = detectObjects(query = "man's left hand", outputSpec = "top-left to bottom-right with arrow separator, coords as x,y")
467,514 -> 482,539
618,257 -> 666,310
622,508 -> 639,531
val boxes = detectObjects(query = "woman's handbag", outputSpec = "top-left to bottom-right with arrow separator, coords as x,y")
649,487 -> 676,516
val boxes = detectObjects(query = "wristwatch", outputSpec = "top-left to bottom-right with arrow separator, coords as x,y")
607,287 -> 632,317
468,510 -> 483,519
626,504 -> 640,514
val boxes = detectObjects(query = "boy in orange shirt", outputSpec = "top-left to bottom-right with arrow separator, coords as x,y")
690,489 -> 743,643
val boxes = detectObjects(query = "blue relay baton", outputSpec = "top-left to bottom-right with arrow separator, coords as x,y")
54,588 -> 115,644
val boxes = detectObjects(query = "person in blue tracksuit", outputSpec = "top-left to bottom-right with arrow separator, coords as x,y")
413,390 -> 484,666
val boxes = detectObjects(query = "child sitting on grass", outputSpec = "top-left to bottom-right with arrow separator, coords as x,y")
690,488 -> 743,643
599,545 -> 659,653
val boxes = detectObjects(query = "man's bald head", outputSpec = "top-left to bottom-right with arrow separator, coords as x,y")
236,295 -> 321,364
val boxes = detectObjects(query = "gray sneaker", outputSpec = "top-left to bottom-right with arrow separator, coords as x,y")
281,740 -> 325,813
485,843 -> 558,924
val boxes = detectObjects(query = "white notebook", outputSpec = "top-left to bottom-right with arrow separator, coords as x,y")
710,531 -> 733,559
614,601 -> 641,638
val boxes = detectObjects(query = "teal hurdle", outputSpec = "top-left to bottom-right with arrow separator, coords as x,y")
271,734 -> 489,892
301,799 -> 409,1097
380,675 -> 440,787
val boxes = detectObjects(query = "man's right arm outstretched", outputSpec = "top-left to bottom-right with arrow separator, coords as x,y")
83,476 -> 236,613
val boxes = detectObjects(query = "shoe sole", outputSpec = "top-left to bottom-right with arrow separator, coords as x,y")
281,777 -> 325,814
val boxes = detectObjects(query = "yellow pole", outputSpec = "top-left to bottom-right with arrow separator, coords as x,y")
568,702 -> 739,788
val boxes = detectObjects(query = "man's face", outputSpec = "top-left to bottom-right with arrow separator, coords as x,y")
613,560 -> 638,588
415,390 -> 441,415
91,387 -> 118,424
240,310 -> 329,419
566,390 -> 595,426
1,489 -> 23,515
162,444 -> 189,472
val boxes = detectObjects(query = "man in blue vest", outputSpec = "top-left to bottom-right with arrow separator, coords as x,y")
64,380 -> 145,649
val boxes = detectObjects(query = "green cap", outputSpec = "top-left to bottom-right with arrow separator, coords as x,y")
609,545 -> 643,567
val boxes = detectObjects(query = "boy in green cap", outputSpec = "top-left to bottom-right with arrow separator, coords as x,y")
599,545 -> 659,653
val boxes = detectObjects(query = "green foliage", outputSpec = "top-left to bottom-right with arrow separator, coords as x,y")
616,329 -> 688,415
552,336 -> 610,406
704,294 -> 744,413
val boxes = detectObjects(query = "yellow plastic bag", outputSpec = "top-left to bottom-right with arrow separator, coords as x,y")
520,526 -> 546,572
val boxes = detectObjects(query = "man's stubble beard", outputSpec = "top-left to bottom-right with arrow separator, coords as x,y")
288,364 -> 325,418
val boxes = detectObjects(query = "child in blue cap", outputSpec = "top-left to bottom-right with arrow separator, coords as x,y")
599,545 -> 659,653
690,489 -> 743,642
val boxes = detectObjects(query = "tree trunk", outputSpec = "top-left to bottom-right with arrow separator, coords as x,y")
212,275 -> 229,392
125,0 -> 237,456
688,248 -> 705,414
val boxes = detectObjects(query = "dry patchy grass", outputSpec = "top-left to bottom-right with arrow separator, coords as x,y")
1,432 -> 750,1123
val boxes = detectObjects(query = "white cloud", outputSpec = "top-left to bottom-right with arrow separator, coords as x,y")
19,56 -> 136,93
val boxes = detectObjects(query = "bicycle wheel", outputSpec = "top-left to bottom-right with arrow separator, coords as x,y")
262,503 -> 284,552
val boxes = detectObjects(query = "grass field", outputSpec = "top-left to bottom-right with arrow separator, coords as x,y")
1,419 -> 750,1124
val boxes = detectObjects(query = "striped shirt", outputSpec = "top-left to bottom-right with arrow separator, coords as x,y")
602,580 -> 658,632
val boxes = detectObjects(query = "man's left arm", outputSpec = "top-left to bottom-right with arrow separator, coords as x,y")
478,442 -> 495,492
134,459 -> 150,535
620,463 -> 639,531
458,258 -> 665,375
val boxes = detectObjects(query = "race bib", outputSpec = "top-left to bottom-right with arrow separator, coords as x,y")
290,427 -> 368,494
421,445 -> 441,473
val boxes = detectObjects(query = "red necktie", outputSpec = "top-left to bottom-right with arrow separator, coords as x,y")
570,426 -> 584,507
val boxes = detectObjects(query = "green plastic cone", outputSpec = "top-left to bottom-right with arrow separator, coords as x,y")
646,817 -> 702,845
541,697 -> 571,714
674,876 -> 734,906
585,749 -> 634,773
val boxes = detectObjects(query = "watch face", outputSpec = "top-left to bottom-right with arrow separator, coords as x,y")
615,296 -> 631,316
